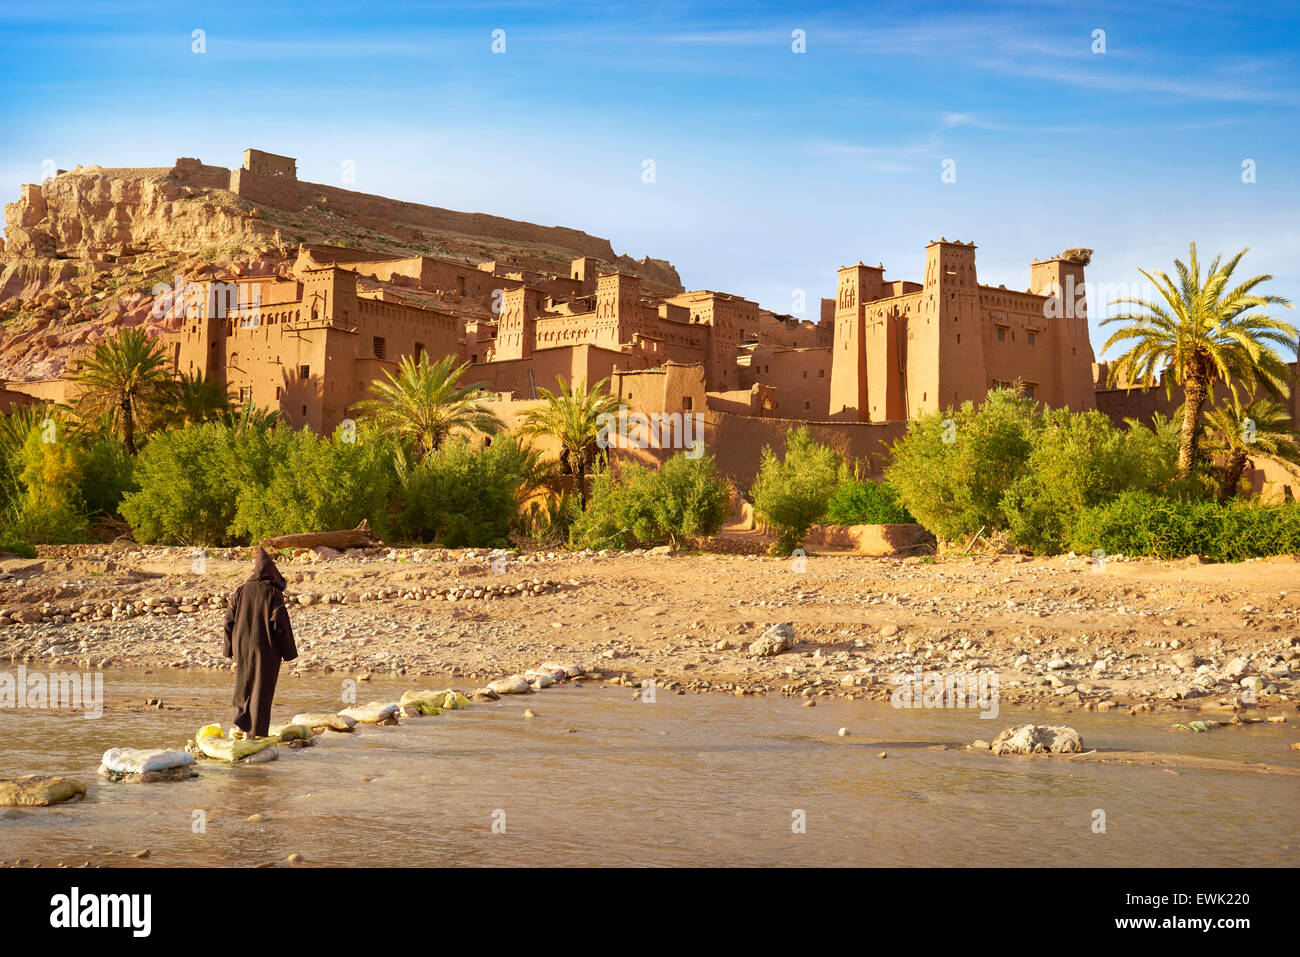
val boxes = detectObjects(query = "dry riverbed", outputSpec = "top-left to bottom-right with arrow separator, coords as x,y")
1,544 -> 1298,724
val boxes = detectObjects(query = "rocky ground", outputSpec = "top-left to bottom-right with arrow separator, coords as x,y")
2,543 -> 1298,721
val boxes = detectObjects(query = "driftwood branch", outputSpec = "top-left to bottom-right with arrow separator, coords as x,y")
961,525 -> 986,556
259,520 -> 382,551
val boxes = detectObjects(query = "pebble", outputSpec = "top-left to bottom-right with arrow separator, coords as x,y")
246,814 -> 263,822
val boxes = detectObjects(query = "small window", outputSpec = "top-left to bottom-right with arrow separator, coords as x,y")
683,396 -> 693,411
802,370 -> 808,379
373,336 -> 386,360
1025,385 -> 1036,400
415,342 -> 425,360
239,386 -> 252,404
302,405 -> 308,416
275,386 -> 283,399
1028,332 -> 1036,346
299,364 -> 310,379
804,400 -> 811,410
956,334 -> 961,344
997,328 -> 1006,342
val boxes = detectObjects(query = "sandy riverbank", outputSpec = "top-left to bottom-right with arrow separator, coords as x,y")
0,544 -> 1297,719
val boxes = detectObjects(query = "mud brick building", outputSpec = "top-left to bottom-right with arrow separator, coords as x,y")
829,241 -> 1097,422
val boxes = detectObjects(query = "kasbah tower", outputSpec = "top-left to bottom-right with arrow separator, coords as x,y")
828,239 -> 1097,422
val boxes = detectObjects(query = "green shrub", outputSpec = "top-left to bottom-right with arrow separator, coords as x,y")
78,434 -> 136,518
0,411 -> 135,542
397,437 -> 538,547
4,428 -> 90,544
643,450 -> 731,544
750,426 -> 842,554
568,461 -> 655,550
824,478 -> 914,525
569,450 -> 731,550
0,408 -> 65,521
518,490 -> 581,547
1001,409 -> 1174,554
120,422 -> 242,545
884,388 -> 1042,544
0,538 -> 36,558
1071,491 -> 1300,562
123,421 -> 398,546
230,426 -> 396,543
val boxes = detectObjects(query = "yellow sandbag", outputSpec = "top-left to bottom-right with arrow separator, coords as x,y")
400,688 -> 471,712
0,775 -> 86,807
268,723 -> 314,741
198,733 -> 275,762
404,699 -> 443,716
400,689 -> 437,707
440,690 -> 471,710
196,723 -> 222,742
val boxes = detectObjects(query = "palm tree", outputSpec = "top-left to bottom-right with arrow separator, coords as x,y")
517,376 -> 619,509
1123,409 -> 1181,446
1203,389 -> 1300,503
228,403 -> 282,432
155,371 -> 233,429
71,328 -> 173,455
354,353 -> 501,459
1101,243 -> 1296,478
1123,408 -> 1182,468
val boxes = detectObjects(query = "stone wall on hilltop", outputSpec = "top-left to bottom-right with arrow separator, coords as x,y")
301,179 -> 681,289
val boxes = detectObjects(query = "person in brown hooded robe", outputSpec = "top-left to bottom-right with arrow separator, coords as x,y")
223,547 -> 298,738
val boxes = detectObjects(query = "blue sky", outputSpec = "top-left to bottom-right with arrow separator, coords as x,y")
2,0 -> 1297,356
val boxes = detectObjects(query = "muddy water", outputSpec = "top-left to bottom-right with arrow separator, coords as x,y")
0,669 -> 1296,867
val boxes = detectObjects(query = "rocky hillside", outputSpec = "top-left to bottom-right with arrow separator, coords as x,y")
0,157 -> 682,381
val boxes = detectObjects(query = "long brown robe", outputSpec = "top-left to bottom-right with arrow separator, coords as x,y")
223,548 -> 298,736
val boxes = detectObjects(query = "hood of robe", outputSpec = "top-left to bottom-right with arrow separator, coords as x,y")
248,547 -> 287,590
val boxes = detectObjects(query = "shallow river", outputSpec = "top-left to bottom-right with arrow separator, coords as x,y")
1,669 -> 1296,867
